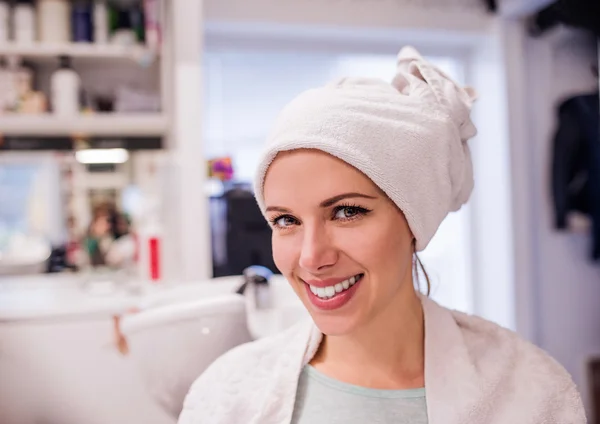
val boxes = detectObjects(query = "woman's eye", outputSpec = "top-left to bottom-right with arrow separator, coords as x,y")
334,206 -> 361,220
275,215 -> 297,227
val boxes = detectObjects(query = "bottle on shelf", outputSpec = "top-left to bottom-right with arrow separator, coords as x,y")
12,0 -> 36,43
143,0 -> 161,50
93,0 -> 109,44
50,55 -> 81,116
72,0 -> 92,43
38,0 -> 71,44
0,0 -> 9,43
129,4 -> 145,44
110,8 -> 136,46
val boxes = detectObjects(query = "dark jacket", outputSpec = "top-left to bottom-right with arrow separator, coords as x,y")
552,93 -> 600,260
531,0 -> 600,36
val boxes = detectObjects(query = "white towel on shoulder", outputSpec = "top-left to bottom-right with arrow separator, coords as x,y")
179,296 -> 586,423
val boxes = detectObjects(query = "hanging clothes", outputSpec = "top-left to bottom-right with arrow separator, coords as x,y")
530,0 -> 600,36
551,92 -> 600,260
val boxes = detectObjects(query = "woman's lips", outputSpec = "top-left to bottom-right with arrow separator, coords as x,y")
304,274 -> 363,311
304,275 -> 359,288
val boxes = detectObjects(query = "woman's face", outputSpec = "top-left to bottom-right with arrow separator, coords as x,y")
263,149 -> 415,336
91,213 -> 110,237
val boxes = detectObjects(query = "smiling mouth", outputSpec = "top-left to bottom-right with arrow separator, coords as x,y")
306,274 -> 364,299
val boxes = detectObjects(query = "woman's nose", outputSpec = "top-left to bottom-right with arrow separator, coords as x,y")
298,225 -> 338,273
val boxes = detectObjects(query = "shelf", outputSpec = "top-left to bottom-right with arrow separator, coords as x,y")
0,114 -> 168,137
0,43 -> 159,65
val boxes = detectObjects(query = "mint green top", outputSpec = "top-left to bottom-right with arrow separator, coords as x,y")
291,365 -> 428,424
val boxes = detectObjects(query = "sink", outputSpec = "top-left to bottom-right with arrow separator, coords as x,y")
120,275 -> 310,418
120,294 -> 252,418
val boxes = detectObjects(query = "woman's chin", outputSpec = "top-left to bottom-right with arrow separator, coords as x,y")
292,287 -> 363,336
309,312 -> 359,337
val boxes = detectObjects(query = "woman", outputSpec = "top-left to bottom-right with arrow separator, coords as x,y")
179,47 -> 585,423
83,205 -> 114,267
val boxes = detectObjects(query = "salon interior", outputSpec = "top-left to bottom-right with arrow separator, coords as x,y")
0,0 -> 598,422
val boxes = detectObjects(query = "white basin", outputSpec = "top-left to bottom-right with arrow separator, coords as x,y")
120,275 -> 310,418
139,275 -> 309,339
0,273 -> 310,421
121,294 -> 252,418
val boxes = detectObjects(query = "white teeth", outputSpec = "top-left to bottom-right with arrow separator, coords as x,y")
309,275 -> 362,299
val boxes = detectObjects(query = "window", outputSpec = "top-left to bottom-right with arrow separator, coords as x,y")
0,164 -> 39,236
0,154 -> 64,259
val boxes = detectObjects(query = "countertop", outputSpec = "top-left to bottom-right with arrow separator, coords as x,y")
0,274 -> 142,321
0,274 -> 246,321
0,273 -> 308,337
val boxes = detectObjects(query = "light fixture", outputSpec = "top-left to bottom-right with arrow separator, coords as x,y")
75,148 -> 129,164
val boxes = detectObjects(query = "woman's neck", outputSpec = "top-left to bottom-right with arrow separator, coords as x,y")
310,284 -> 425,390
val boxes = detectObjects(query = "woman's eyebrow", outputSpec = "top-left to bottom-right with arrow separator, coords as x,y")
265,193 -> 376,213
265,206 -> 292,213
319,192 -> 377,208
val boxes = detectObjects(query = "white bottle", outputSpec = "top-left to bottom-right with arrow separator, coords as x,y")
93,0 -> 108,44
12,0 -> 36,43
38,0 -> 70,43
51,56 -> 81,115
0,1 -> 9,43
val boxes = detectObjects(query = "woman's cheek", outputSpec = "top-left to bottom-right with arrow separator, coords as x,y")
271,233 -> 296,274
335,224 -> 376,255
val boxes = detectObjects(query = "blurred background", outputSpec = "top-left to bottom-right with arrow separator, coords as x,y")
0,0 -> 598,423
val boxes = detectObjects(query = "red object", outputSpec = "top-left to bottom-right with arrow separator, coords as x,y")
149,237 -> 161,281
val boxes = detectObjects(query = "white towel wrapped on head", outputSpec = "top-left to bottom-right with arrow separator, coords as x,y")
254,46 -> 477,251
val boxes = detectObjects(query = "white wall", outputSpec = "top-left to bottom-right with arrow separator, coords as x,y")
524,28 -> 599,412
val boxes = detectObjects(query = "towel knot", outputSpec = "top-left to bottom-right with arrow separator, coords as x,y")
392,46 -> 477,144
